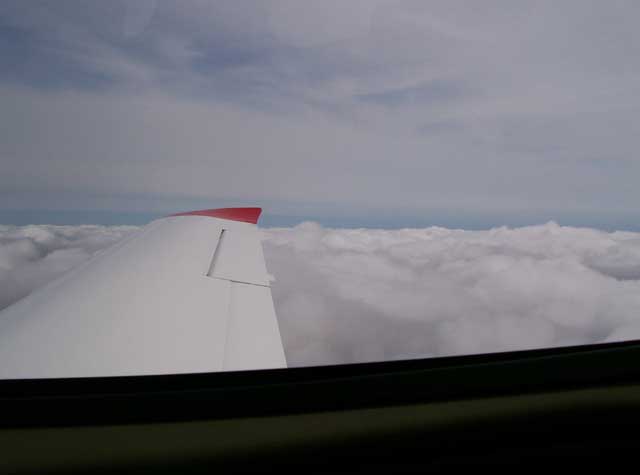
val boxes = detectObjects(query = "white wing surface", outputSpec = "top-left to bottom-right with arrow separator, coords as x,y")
0,208 -> 286,379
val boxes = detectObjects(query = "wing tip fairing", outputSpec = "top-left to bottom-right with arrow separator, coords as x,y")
171,207 -> 262,224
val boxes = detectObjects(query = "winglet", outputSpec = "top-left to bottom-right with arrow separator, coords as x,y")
171,207 -> 262,224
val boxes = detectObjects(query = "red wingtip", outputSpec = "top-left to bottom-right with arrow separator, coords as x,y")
171,207 -> 262,224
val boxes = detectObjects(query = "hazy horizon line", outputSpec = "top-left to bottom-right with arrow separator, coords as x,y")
0,208 -> 639,232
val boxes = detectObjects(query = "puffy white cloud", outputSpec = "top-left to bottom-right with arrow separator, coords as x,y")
3,222 -> 640,367
263,222 -> 640,365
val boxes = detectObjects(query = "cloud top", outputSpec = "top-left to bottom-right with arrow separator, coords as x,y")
263,222 -> 640,365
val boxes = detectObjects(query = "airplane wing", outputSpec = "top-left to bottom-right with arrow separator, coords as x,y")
0,208 -> 287,379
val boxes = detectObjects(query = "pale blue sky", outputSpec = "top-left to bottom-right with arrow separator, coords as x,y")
1,1 -> 640,228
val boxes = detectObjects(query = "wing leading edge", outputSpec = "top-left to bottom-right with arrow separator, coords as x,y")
0,208 -> 287,379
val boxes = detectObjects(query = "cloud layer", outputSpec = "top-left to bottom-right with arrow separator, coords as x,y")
264,222 -> 640,365
3,222 -> 640,366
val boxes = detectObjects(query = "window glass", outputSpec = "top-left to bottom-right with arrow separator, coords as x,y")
1,1 -> 640,375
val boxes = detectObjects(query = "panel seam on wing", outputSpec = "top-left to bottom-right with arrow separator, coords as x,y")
208,277 -> 270,288
221,282 -> 235,370
206,228 -> 226,277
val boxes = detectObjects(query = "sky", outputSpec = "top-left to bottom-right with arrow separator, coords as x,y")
2,222 -> 640,366
1,1 -> 640,228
